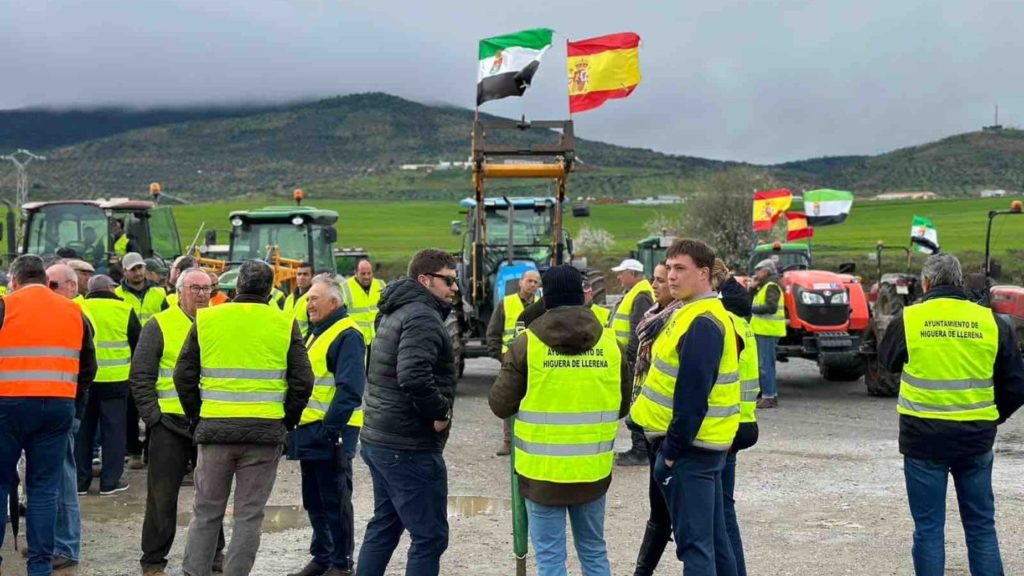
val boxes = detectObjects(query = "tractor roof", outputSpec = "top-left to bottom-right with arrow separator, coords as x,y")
22,198 -> 155,211
459,197 -> 563,210
228,205 -> 338,225
754,242 -> 809,252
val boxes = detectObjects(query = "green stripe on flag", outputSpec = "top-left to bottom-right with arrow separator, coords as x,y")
479,28 -> 553,59
805,189 -> 854,202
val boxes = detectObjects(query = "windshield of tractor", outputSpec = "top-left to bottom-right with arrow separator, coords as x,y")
25,204 -> 108,268
751,249 -> 811,273
147,207 -> 181,259
484,207 -> 554,262
231,223 -> 334,273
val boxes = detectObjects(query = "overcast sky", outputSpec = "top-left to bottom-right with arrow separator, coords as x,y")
3,0 -> 1023,164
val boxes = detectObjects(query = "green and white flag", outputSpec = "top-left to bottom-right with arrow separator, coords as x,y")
477,28 -> 553,105
910,215 -> 939,254
804,189 -> 854,226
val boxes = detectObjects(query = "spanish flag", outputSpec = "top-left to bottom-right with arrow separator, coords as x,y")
567,32 -> 641,114
752,189 -> 792,232
786,211 -> 814,241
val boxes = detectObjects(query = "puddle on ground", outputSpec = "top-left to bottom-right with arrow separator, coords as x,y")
447,495 -> 511,518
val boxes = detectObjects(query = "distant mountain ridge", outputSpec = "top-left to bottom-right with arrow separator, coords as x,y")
1,93 -> 1020,200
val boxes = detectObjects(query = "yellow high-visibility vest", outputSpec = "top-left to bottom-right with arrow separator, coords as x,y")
82,298 -> 134,383
116,285 -> 167,326
750,281 -> 786,337
196,302 -> 292,419
631,295 -> 741,451
301,316 -> 364,427
590,305 -> 611,327
730,312 -> 760,424
898,298 -> 999,422
151,305 -> 193,416
611,280 -> 654,345
501,294 -> 535,354
340,277 -> 386,345
514,328 -> 622,483
285,290 -> 310,335
113,234 -> 129,256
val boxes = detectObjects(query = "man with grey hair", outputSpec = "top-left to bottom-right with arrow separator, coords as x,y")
132,268 -> 226,575
880,252 -> 1024,575
175,260 -> 314,576
286,273 -> 366,576
749,258 -> 784,409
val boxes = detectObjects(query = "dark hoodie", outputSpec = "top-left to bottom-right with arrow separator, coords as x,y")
719,277 -> 758,451
490,306 -> 633,507
362,277 -> 456,452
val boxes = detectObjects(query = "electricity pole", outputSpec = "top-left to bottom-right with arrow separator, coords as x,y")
1,148 -> 46,206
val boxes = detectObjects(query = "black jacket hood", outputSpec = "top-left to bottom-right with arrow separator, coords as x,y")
379,277 -> 452,318
528,305 -> 603,355
719,277 -> 752,318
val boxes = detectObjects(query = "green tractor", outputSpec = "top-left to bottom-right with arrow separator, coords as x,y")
447,119 -> 602,376
631,235 -> 675,274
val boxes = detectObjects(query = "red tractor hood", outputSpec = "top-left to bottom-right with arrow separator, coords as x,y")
991,285 -> 1024,320
779,270 -> 870,332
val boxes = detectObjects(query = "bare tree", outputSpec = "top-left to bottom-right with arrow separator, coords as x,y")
682,167 -> 779,269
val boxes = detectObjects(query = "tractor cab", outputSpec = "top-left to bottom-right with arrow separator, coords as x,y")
21,199 -> 181,273
632,235 -> 675,275
215,205 -> 339,295
984,200 -> 1024,351
750,242 -> 812,273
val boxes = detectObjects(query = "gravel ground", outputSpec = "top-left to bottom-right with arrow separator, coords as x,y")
4,357 -> 1024,575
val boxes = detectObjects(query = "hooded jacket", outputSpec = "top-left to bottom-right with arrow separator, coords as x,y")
362,278 -> 456,452
719,277 -> 758,451
490,306 -> 633,507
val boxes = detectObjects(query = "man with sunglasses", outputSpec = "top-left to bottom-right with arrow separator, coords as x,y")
131,268 -> 226,576
357,249 -> 458,576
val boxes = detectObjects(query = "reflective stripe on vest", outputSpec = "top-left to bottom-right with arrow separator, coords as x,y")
300,316 -> 364,427
897,298 -> 999,422
514,328 -> 622,483
152,305 -> 193,416
730,313 -> 760,424
285,291 -> 310,336
197,303 -> 292,419
83,297 -> 134,383
750,281 -> 786,337
115,285 -> 167,326
341,277 -> 385,345
611,279 -> 654,345
0,285 -> 83,398
630,295 -> 741,451
501,294 -> 533,354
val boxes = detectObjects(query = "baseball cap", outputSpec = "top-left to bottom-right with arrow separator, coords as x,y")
67,259 -> 95,273
122,252 -> 145,270
145,258 -> 167,274
754,259 -> 776,272
611,258 -> 644,273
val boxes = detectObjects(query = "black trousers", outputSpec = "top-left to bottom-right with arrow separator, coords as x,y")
301,447 -> 355,570
140,422 -> 224,570
126,390 -> 145,457
75,384 -> 126,492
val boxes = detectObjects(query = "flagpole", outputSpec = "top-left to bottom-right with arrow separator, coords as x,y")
566,36 -> 572,120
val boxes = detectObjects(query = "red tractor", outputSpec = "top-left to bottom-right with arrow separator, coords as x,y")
984,201 -> 1024,353
749,242 -> 870,382
862,243 -> 922,396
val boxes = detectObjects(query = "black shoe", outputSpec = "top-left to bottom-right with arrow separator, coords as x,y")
633,520 -> 672,576
287,560 -> 329,576
99,480 -> 129,496
212,550 -> 224,573
323,568 -> 353,576
615,448 -> 649,467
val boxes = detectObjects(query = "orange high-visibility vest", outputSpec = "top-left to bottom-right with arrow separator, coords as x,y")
0,284 -> 83,398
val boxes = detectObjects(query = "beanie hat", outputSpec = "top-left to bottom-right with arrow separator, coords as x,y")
542,265 -> 584,310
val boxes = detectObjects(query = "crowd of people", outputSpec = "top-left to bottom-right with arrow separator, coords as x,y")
0,238 -> 1023,576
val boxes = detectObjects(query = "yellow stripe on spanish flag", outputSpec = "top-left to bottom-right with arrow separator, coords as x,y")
567,32 -> 641,114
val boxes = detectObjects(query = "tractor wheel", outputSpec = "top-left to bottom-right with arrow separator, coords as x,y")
818,352 -> 864,382
584,270 -> 607,306
863,355 -> 900,397
445,311 -> 465,379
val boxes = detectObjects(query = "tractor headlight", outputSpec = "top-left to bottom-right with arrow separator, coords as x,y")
831,291 -> 849,305
800,290 -> 826,305
230,217 -> 243,227
291,216 -> 304,226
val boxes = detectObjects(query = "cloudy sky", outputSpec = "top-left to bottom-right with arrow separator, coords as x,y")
3,0 -> 1023,163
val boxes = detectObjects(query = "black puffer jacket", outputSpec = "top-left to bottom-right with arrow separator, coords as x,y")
362,278 -> 456,452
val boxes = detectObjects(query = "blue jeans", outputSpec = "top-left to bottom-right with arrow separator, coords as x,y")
301,448 -> 355,570
524,495 -> 611,576
722,452 -> 746,576
904,451 -> 1003,576
54,421 -> 81,561
0,398 -> 75,576
655,449 -> 737,576
755,336 -> 778,398
356,444 -> 449,576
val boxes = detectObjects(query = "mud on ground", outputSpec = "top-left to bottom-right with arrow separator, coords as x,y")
4,358 -> 1024,575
